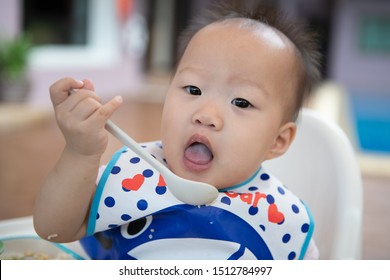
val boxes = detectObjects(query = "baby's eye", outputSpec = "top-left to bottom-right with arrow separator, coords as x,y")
184,85 -> 202,96
231,98 -> 252,108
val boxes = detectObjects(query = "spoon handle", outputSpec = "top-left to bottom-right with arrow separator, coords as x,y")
105,119 -> 168,175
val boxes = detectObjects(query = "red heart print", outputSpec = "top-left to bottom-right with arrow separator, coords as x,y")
268,203 -> 285,224
157,175 -> 166,187
122,174 -> 145,191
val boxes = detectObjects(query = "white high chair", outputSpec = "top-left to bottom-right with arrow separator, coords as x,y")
264,108 -> 363,259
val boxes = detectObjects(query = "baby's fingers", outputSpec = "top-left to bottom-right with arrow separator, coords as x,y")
50,78 -> 84,106
92,96 -> 123,124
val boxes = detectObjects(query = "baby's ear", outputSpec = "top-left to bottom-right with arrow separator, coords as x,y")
266,122 -> 296,160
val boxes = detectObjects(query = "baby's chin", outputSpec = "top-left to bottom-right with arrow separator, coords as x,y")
167,158 -> 251,190
186,173 -> 256,191
168,167 -> 217,189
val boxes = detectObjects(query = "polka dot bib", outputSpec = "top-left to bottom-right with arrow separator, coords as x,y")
81,141 -> 314,260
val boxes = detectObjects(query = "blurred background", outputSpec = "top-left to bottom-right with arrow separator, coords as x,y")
0,0 -> 389,259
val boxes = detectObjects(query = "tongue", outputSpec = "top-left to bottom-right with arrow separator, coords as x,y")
184,143 -> 213,165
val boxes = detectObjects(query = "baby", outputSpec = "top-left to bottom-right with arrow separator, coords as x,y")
34,1 -> 321,259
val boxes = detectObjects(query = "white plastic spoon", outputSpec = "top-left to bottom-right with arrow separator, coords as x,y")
68,89 -> 219,205
105,120 -> 219,205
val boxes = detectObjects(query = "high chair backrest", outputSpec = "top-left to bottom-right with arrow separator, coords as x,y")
264,108 -> 363,259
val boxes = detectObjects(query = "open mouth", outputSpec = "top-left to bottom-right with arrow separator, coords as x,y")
183,135 -> 214,170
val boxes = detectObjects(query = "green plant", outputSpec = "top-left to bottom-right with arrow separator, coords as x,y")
0,34 -> 31,81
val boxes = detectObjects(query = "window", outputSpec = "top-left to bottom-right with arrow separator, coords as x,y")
24,0 -> 121,69
359,15 -> 390,53
23,0 -> 88,46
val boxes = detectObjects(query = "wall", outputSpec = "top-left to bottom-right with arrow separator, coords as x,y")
329,0 -> 390,91
0,0 -> 20,39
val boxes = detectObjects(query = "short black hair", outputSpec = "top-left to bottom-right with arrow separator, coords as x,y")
175,0 -> 322,121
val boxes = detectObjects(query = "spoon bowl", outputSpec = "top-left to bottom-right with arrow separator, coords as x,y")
105,120 -> 219,205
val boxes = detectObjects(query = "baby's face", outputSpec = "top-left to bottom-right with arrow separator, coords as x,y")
161,21 -> 298,189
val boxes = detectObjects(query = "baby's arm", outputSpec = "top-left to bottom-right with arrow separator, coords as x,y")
33,78 -> 122,243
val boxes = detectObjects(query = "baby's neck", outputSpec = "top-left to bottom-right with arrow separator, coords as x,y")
218,167 -> 262,192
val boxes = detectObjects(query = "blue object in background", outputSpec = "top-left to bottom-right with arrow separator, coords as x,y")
350,91 -> 390,154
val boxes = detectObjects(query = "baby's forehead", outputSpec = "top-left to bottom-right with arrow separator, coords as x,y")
191,19 -> 300,80
208,18 -> 294,49
197,19 -> 300,121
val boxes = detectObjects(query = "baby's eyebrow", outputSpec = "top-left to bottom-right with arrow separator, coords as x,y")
177,66 -> 204,76
230,77 -> 269,98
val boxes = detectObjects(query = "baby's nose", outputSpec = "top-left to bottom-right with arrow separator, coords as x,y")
192,104 -> 223,130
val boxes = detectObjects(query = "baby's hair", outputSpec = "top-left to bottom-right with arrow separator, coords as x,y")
175,0 -> 322,121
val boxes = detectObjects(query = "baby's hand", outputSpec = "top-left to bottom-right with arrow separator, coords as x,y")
50,77 -> 123,156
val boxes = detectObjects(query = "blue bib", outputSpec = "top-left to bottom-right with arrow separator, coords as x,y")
80,141 -> 314,259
